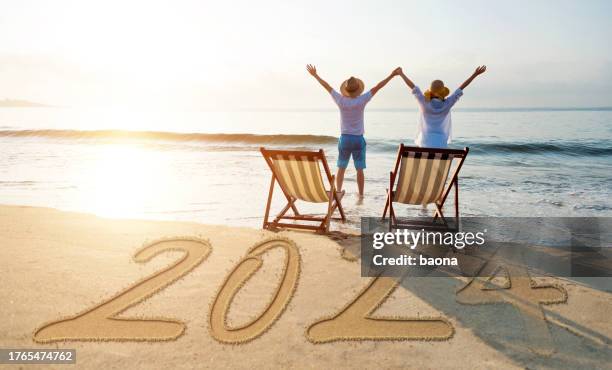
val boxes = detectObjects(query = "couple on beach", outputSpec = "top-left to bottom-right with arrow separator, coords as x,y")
306,64 -> 487,200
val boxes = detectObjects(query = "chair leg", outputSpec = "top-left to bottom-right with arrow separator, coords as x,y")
434,204 -> 448,227
382,191 -> 389,220
386,171 -> 394,229
263,175 -> 275,229
334,191 -> 346,221
388,201 -> 396,232
436,178 -> 459,229
383,171 -> 395,220
287,194 -> 300,216
321,176 -> 336,233
275,181 -> 300,216
274,198 -> 296,223
454,178 -> 459,222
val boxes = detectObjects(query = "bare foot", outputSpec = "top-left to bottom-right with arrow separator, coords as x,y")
356,194 -> 364,206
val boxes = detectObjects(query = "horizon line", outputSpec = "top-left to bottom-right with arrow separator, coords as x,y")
2,106 -> 612,113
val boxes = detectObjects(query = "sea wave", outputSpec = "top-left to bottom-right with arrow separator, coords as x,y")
462,141 -> 612,156
370,140 -> 612,156
1,129 -> 611,156
0,129 -> 338,145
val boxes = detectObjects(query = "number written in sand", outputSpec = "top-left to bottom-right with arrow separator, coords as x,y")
33,237 -> 456,344
306,275 -> 454,342
33,238 -> 212,343
456,248 -> 567,356
209,238 -> 300,343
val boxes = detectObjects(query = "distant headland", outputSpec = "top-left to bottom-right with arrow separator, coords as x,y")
0,99 -> 52,108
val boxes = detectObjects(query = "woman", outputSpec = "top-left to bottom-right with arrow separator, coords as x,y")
397,66 -> 487,148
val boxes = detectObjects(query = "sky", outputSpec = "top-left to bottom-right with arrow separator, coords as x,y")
0,0 -> 610,109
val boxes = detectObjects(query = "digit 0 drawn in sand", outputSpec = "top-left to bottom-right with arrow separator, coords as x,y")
456,248 -> 567,356
209,237 -> 300,344
33,237 -> 212,343
306,275 -> 454,343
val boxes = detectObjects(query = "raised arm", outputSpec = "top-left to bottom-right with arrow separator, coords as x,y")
397,68 -> 416,90
459,65 -> 487,90
306,64 -> 332,93
370,67 -> 401,96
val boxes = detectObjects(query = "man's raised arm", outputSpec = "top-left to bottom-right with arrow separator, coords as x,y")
371,67 -> 401,96
306,64 -> 333,93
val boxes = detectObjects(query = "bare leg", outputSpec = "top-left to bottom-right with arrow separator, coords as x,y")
336,168 -> 346,192
356,169 -> 365,197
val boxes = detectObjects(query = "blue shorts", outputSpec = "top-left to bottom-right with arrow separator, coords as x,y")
337,134 -> 366,170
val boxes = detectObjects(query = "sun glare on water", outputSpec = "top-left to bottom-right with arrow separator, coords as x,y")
76,144 -> 175,219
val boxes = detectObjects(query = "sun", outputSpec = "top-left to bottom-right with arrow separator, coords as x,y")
75,143 -> 171,219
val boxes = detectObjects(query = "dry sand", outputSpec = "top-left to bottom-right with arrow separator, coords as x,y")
0,205 -> 610,369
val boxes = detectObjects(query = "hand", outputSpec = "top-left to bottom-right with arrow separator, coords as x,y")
306,64 -> 317,77
473,65 -> 487,76
392,67 -> 402,76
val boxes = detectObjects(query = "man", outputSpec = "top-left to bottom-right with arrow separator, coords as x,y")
306,64 -> 400,201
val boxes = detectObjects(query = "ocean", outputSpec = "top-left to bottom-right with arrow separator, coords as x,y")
1,107 -> 611,229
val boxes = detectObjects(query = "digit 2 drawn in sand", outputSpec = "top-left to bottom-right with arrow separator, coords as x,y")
33,238 -> 212,343
456,248 -> 567,356
306,275 -> 454,343
209,237 -> 300,343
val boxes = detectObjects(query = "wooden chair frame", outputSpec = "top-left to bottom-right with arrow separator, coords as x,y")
260,147 -> 346,233
382,144 -> 469,231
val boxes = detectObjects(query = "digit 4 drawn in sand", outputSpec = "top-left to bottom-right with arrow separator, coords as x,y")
456,247 -> 567,356
33,238 -> 212,343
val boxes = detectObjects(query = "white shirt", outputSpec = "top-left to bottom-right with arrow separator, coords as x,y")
330,89 -> 373,136
412,86 -> 463,148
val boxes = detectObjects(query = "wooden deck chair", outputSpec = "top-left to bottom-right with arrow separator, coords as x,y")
260,148 -> 346,233
382,144 -> 469,230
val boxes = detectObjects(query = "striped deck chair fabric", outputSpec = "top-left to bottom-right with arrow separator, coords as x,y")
383,144 -> 469,230
260,148 -> 345,233
393,152 -> 453,205
270,154 -> 329,203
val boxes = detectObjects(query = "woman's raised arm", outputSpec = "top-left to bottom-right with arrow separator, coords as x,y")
398,68 -> 416,90
370,67 -> 401,96
459,65 -> 487,90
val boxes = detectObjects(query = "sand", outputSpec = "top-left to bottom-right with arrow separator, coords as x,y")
1,204 -> 610,369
